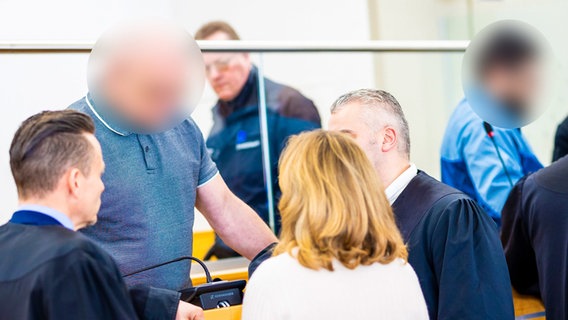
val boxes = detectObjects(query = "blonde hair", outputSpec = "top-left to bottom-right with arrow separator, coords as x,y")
274,130 -> 408,271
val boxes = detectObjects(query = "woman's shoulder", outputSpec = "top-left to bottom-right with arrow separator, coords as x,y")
253,253 -> 300,275
361,258 -> 420,281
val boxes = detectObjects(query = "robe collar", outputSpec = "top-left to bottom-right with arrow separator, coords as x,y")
10,205 -> 74,230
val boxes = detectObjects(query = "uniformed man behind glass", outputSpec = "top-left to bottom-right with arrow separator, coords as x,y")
195,21 -> 321,258
0,110 -> 203,320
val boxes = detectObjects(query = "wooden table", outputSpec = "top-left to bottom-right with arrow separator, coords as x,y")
513,289 -> 545,319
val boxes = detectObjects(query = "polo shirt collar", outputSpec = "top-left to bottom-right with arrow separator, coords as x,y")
85,94 -> 133,137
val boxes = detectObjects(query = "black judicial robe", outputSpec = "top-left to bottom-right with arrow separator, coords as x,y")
502,157 -> 568,320
0,210 -> 177,320
392,171 -> 514,320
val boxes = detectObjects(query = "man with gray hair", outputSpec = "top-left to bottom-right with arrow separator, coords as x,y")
329,89 -> 513,319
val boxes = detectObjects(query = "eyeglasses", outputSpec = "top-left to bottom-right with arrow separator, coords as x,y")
205,55 -> 238,74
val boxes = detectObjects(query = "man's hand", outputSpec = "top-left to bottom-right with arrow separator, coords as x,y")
175,301 -> 204,320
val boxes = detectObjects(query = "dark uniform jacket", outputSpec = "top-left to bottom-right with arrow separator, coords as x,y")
207,66 -> 320,237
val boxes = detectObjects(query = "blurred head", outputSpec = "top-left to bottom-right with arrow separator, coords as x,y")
88,20 -> 204,132
329,89 -> 410,186
195,21 -> 251,101
476,28 -> 541,115
274,130 -> 408,271
10,110 -> 105,230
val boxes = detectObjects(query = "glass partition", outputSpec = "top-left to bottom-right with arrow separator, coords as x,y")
1,45 -> 566,240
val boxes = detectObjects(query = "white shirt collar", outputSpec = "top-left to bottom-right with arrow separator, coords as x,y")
16,204 -> 75,230
385,163 -> 418,205
85,95 -> 130,137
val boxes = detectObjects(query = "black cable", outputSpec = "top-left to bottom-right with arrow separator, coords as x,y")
123,256 -> 213,283
483,122 -> 514,187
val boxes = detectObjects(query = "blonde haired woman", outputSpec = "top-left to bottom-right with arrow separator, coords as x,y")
242,130 -> 428,319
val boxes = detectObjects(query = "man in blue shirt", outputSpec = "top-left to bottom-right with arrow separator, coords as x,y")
0,110 -> 201,319
441,31 -> 543,224
441,100 -> 542,224
68,21 -> 277,312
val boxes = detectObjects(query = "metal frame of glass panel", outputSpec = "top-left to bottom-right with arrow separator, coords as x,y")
0,40 -> 468,233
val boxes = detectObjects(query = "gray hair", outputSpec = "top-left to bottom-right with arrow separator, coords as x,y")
331,89 -> 410,157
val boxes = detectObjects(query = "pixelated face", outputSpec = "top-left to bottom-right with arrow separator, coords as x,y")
462,20 -> 553,128
482,59 -> 541,116
104,46 -> 191,131
88,20 -> 205,133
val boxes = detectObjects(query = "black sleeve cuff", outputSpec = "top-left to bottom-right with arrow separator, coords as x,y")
248,242 -> 277,277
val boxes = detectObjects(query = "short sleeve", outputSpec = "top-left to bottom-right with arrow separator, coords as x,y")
187,118 -> 218,187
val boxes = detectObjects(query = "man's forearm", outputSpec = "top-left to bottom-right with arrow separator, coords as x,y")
213,194 -> 277,260
196,175 -> 278,260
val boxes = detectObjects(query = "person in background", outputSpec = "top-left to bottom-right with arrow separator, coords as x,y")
501,157 -> 568,320
0,110 -> 203,320
242,130 -> 428,320
195,21 -> 321,258
68,20 -> 277,316
553,116 -> 568,161
440,32 -> 543,225
329,89 -> 513,319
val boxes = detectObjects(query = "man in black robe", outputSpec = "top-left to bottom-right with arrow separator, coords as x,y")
0,110 -> 203,319
502,156 -> 568,319
329,89 -> 514,319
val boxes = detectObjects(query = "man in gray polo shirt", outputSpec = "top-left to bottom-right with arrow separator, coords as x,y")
69,21 -> 277,316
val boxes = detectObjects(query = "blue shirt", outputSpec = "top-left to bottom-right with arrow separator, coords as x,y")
440,99 -> 543,223
13,205 -> 74,230
69,95 -> 218,291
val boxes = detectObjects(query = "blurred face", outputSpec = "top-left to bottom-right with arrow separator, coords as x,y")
72,134 -> 105,228
483,59 -> 540,115
104,45 -> 190,131
202,31 -> 251,101
329,103 -> 382,173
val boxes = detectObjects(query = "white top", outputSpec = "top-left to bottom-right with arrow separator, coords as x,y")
242,253 -> 429,320
385,163 -> 418,205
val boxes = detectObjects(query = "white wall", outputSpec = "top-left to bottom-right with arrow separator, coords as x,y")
0,0 -> 374,225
